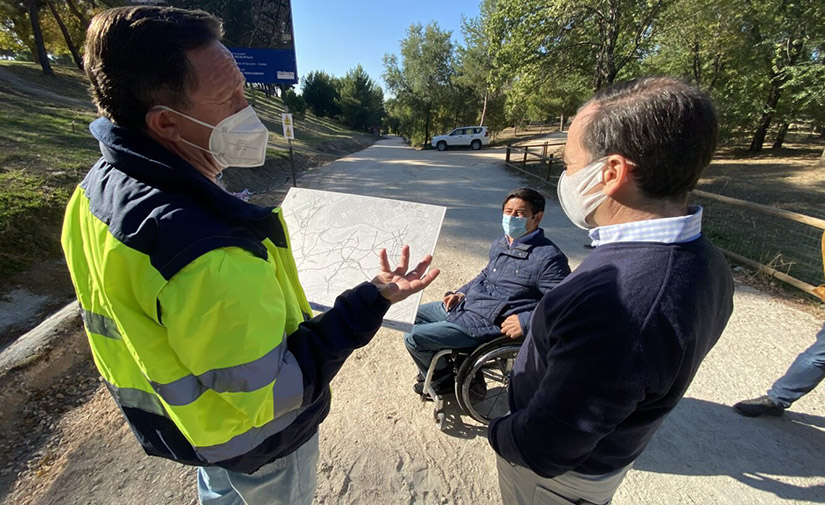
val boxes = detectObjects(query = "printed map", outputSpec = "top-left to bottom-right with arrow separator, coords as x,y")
282,188 -> 446,332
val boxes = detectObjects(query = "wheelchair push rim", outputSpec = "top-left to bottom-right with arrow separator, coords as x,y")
455,336 -> 522,425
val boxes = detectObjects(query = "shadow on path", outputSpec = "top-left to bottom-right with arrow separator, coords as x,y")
636,397 -> 825,502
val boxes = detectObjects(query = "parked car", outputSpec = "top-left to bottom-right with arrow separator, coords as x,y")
431,126 -> 490,151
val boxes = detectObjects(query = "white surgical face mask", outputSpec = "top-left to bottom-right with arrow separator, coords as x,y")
557,157 -> 608,229
155,105 -> 269,168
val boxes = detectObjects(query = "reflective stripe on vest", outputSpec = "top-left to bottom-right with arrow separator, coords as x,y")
82,310 -> 122,340
147,336 -> 304,413
106,381 -> 166,418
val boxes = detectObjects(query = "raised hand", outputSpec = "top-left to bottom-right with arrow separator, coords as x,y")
372,245 -> 440,304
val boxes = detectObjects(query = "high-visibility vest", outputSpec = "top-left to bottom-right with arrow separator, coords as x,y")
62,157 -> 315,469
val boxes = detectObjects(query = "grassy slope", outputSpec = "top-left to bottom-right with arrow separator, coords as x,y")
0,63 -> 98,277
0,62 -> 374,279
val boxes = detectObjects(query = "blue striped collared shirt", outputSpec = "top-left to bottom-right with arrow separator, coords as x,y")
589,206 -> 703,247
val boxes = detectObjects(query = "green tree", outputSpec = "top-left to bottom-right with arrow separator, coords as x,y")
741,0 -> 825,152
0,0 -> 34,56
455,1 -> 500,127
1,0 -> 99,65
642,0 -> 762,140
488,0 -> 668,92
301,70 -> 340,118
336,64 -> 384,131
45,0 -> 82,69
283,87 -> 307,119
383,22 -> 454,146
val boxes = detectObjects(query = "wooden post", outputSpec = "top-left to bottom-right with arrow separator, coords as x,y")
506,146 -> 511,164
522,148 -> 528,166
545,154 -> 553,181
287,137 -> 296,187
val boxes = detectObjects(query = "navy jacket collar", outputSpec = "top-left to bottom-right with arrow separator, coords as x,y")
498,228 -> 547,252
90,117 -> 274,223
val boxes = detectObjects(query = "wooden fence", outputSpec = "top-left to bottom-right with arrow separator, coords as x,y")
504,142 -> 565,182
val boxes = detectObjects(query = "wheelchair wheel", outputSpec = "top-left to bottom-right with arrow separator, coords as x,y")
455,336 -> 523,425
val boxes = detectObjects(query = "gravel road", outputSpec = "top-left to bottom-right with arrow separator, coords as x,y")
3,137 -> 823,504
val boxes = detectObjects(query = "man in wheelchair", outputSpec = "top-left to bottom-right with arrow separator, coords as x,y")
403,187 -> 571,397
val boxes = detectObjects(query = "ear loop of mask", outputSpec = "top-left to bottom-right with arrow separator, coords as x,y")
153,105 -> 227,165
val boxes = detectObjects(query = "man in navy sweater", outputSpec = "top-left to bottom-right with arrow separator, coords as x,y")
488,77 -> 734,504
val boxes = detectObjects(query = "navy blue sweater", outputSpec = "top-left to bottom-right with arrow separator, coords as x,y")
488,237 -> 734,477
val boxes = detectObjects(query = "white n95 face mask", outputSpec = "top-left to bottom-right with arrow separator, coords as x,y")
557,157 -> 608,229
156,105 -> 269,168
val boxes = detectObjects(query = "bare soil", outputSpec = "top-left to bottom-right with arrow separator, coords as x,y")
698,137 -> 825,219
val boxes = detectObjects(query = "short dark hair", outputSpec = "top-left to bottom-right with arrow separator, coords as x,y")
502,188 -> 545,215
83,6 -> 223,131
580,76 -> 718,202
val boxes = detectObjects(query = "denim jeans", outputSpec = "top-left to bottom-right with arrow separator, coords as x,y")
403,301 -> 481,387
768,320 -> 825,408
197,432 -> 319,505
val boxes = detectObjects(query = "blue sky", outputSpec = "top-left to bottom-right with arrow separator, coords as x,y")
291,1 -> 482,92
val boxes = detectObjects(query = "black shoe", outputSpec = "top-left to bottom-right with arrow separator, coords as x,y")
733,395 -> 785,417
413,378 -> 454,397
468,379 -> 487,403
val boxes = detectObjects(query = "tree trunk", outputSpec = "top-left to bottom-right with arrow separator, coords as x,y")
772,121 -> 789,150
692,38 -> 702,86
559,112 -> 564,132
820,146 -> 825,166
424,106 -> 431,148
27,0 -> 53,76
749,80 -> 782,153
601,2 -> 620,88
479,89 -> 488,126
46,0 -> 83,70
65,0 -> 87,26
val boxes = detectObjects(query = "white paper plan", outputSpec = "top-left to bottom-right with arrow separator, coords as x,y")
281,187 -> 446,332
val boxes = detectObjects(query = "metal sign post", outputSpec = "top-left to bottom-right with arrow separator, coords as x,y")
282,110 -> 297,187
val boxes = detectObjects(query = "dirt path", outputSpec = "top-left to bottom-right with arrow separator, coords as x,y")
2,138 -> 824,504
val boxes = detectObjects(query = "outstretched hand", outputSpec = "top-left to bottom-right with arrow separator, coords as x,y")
372,245 -> 440,304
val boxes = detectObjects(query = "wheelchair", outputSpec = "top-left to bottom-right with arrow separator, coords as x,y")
420,335 -> 524,430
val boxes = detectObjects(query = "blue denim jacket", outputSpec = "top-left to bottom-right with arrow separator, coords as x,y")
446,229 -> 570,338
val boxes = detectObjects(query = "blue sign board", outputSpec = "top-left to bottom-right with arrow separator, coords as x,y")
230,47 -> 298,85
